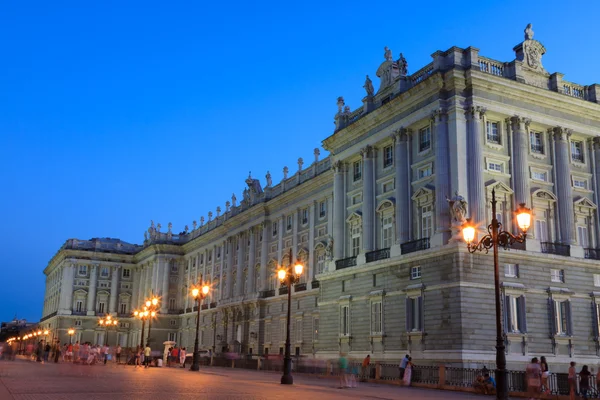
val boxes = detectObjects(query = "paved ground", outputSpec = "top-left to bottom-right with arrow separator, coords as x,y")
0,360 -> 492,400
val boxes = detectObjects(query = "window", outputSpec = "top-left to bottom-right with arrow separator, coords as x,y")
169,298 -> 176,310
383,145 -> 393,168
421,205 -> 432,239
486,121 -> 500,144
340,305 -> 350,336
217,248 -> 221,259
551,269 -> 565,283
418,165 -> 432,179
594,274 -> 600,287
352,194 -> 362,205
371,301 -> 382,334
419,126 -> 431,152
272,222 -> 278,237
208,252 -> 212,261
317,227 -> 326,237
316,252 -> 325,275
504,295 -> 527,333
578,226 -> 589,248
532,171 -> 547,182
382,215 -> 394,248
571,140 -> 584,163
573,177 -> 588,189
504,264 -> 519,278
551,299 -> 572,336
405,296 -> 423,332
75,320 -> 82,327
119,303 -> 127,314
313,317 -> 319,341
286,215 -> 292,231
353,161 -> 362,181
410,266 -> 422,280
97,302 -> 105,314
101,267 -> 109,277
535,211 -> 548,242
168,332 -> 176,342
78,265 -> 87,275
383,181 -> 394,193
99,282 -> 109,288
319,201 -> 326,218
302,209 -> 308,225
487,161 -> 504,173
122,269 -> 130,278
76,300 -> 83,313
170,319 -> 177,326
530,131 -> 544,154
200,254 -> 204,265
295,319 -> 302,342
351,224 -> 361,256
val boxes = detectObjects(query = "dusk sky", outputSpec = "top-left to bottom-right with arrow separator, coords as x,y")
1,0 -> 598,323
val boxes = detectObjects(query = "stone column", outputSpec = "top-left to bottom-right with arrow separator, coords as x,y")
511,116 -> 531,207
332,161 -> 346,259
58,264 -> 73,314
161,258 -> 169,313
260,221 -> 269,291
395,130 -> 409,244
466,106 -> 486,226
277,216 -> 284,263
247,227 -> 256,294
553,127 -> 576,244
236,233 -> 245,296
308,202 -> 316,282
136,267 -> 144,310
433,109 -> 451,245
109,265 -> 120,314
447,105 -> 469,207
225,239 -> 233,299
131,268 -> 140,310
292,210 -> 299,260
593,138 -> 600,246
218,242 -> 225,300
361,145 -> 375,252
87,264 -> 98,315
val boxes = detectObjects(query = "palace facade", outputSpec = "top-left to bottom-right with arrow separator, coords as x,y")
40,25 -> 600,369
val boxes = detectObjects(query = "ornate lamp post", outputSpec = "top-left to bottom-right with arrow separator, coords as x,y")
462,189 -> 532,400
98,315 -> 119,346
144,297 -> 159,346
190,281 -> 210,372
67,329 -> 75,344
133,308 -> 149,348
277,248 -> 304,385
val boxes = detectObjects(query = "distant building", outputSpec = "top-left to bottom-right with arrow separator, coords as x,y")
40,25 -> 600,369
0,318 -> 38,341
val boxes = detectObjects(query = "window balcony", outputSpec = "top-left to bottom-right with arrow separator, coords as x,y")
541,242 -> 570,257
335,256 -> 357,270
401,238 -> 430,255
167,309 -> 181,315
366,248 -> 391,263
201,304 -> 209,310
261,289 -> 275,298
311,280 -> 320,289
279,286 -> 289,295
72,311 -> 86,316
294,282 -> 307,292
585,248 -> 600,260
209,302 -> 217,309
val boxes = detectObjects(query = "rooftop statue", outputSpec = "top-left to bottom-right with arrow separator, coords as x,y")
524,23 -> 534,40
397,53 -> 408,76
265,171 -> 272,187
384,46 -> 393,61
363,75 -> 374,97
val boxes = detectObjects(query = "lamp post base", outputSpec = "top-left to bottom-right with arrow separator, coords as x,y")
189,364 -> 200,372
280,374 -> 293,385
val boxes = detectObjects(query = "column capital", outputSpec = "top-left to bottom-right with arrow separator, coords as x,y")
553,126 -> 571,141
393,128 -> 408,143
593,137 -> 600,150
430,108 -> 447,123
360,144 -> 375,159
332,160 -> 345,173
467,105 -> 486,119
509,115 -> 531,129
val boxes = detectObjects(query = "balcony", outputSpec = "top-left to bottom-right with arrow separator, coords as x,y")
167,309 -> 181,315
294,282 -> 307,292
192,306 -> 198,312
401,238 -> 430,255
279,286 -> 289,295
72,311 -> 86,316
335,256 -> 357,270
541,242 -> 570,257
201,304 -> 209,310
209,302 -> 217,309
311,280 -> 320,289
366,248 -> 390,263
261,290 -> 275,298
585,248 -> 600,260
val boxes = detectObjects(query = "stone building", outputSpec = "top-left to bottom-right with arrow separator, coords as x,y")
40,25 -> 600,369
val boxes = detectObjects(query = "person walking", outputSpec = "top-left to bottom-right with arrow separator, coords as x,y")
73,341 -> 80,363
403,357 -> 413,386
526,357 -> 542,399
540,356 -> 549,393
399,354 -> 409,380
180,347 -> 186,368
361,355 -> 370,382
568,361 -> 577,400
134,346 -> 141,368
53,340 -> 61,363
103,345 -> 110,365
116,345 -> 122,364
144,344 -> 151,368
580,365 -> 591,400
338,353 -> 348,388
171,347 -> 179,368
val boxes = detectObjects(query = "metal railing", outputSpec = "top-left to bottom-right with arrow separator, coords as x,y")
479,57 -> 505,77
366,248 -> 390,263
294,282 -> 307,292
335,256 -> 357,270
541,242 -> 571,256
279,286 -> 288,295
311,280 -> 320,289
261,290 -> 275,298
209,302 -> 217,309
585,248 -> 600,260
401,238 -> 430,254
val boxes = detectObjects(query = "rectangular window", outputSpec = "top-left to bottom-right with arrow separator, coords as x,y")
594,274 -> 600,287
487,161 -> 504,173
352,193 -> 362,205
78,265 -> 87,275
419,126 -> 431,152
101,267 -> 109,277
532,171 -> 547,181
302,209 -> 308,225
578,226 -> 589,248
486,121 -> 500,144
119,303 -> 127,314
319,201 -> 326,217
383,145 -> 393,168
382,181 -> 394,193
504,295 -> 527,333
535,214 -> 548,242
286,215 -> 292,231
168,332 -> 176,341
317,252 -> 325,275
504,264 -> 519,278
418,165 -> 432,179
200,254 -> 204,265
530,131 -> 544,154
351,225 -> 361,256
553,300 -> 572,335
313,317 -> 319,341
169,298 -> 176,310
170,319 -> 177,326
340,305 -> 350,336
97,302 -> 105,314
573,177 -> 588,189
571,140 -> 584,163
371,301 -> 382,334
75,320 -> 82,326
405,296 -> 423,332
551,269 -> 565,283
272,222 -> 278,237
76,301 -> 83,312
171,263 -> 178,273
122,268 -> 130,278
353,161 -> 362,181
410,266 -> 422,280
382,215 -> 394,248
99,281 -> 109,288
421,205 -> 432,239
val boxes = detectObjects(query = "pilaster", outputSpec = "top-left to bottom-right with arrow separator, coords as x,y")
510,116 -> 531,207
109,265 -> 120,315
332,160 -> 346,259
247,227 -> 256,294
308,202 -> 316,283
260,221 -> 269,291
394,129 -> 410,245
86,264 -> 98,316
361,145 -> 376,252
432,109 -> 451,246
466,106 -> 486,226
225,239 -> 233,299
553,127 -> 576,244
236,233 -> 245,296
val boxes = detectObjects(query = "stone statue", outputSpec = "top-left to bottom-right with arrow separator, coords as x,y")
446,192 -> 468,223
325,235 -> 334,260
156,223 -> 162,232
298,157 -> 304,171
216,207 -> 221,217
184,225 -> 189,234
524,23 -> 534,40
150,220 -> 155,231
314,148 -> 320,163
337,97 -> 345,113
231,193 -> 237,207
265,171 -> 272,187
363,75 -> 374,97
283,166 -> 289,179
168,222 -> 172,233
225,201 -> 230,212
200,216 -> 205,226
193,220 -> 197,230
243,187 -> 250,203
397,53 -> 408,76
384,46 -> 393,61
208,212 -> 212,222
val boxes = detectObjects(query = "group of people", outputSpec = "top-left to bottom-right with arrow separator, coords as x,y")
337,353 -> 415,389
166,346 -> 187,368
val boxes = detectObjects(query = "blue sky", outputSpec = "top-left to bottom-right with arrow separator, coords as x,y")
0,0 -> 598,323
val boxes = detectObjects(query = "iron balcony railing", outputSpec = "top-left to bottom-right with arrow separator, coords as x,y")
335,256 -> 357,270
261,289 -> 275,298
209,302 -> 217,309
585,248 -> 600,260
366,248 -> 390,263
295,282 -> 307,292
541,242 -> 571,257
311,280 -> 320,289
401,237 -> 430,254
201,304 -> 209,310
279,286 -> 289,295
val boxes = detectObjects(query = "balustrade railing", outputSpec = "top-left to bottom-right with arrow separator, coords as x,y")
209,302 -> 217,308
401,237 -> 430,254
541,242 -> 570,256
335,256 -> 357,270
311,280 -> 320,289
365,248 -> 390,263
279,286 -> 288,295
479,57 -> 504,77
411,63 -> 434,85
563,82 -> 587,99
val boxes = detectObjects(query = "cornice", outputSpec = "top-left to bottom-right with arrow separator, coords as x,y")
43,248 -> 136,276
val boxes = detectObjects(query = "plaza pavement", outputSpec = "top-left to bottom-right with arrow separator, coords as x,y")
0,360 -> 501,400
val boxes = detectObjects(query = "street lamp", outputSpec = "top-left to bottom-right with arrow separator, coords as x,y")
277,248 -> 304,385
144,297 -> 160,346
133,308 -> 150,348
67,329 -> 75,344
462,188 -> 532,400
190,281 -> 210,372
98,315 -> 119,346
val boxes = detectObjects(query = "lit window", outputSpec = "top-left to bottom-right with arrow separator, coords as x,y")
530,131 -> 544,154
486,121 -> 500,144
383,145 -> 393,168
571,140 -> 584,163
419,126 -> 431,152
353,161 -> 362,181
410,266 -> 422,280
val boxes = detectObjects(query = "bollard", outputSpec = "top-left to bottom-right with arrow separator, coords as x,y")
375,361 -> 381,380
257,357 -> 261,370
231,359 -> 235,368
438,364 -> 446,388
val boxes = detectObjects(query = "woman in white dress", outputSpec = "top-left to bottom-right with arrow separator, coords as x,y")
403,357 -> 413,386
179,347 -> 186,368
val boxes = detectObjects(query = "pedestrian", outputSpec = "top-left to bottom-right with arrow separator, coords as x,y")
53,340 -> 61,363
526,357 -> 542,399
73,341 -> 80,363
568,361 -> 576,400
134,346 -> 141,368
338,353 -> 348,388
399,354 -> 409,380
116,345 -> 122,364
103,345 -> 110,365
180,347 -> 186,368
403,357 -> 413,386
580,365 -> 591,400
540,356 -> 549,393
171,346 -> 179,368
144,343 -> 151,368
67,342 -> 73,362
361,355 -> 370,382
